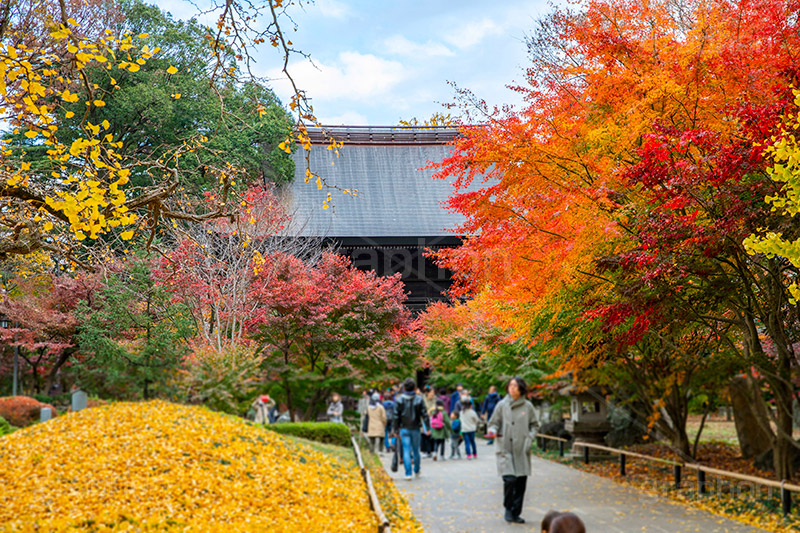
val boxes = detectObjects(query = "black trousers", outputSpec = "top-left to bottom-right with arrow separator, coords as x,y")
502,475 -> 528,518
421,432 -> 433,453
433,438 -> 445,456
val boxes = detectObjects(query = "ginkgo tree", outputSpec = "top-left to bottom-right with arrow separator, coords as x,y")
10,0 -> 297,192
745,88 -> 800,299
0,0 -> 323,266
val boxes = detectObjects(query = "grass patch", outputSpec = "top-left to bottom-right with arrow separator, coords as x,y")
265,421 -> 352,447
282,434 -> 357,468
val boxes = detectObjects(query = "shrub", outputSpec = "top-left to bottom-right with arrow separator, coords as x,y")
265,422 -> 352,447
0,415 -> 11,436
0,396 -> 58,427
173,344 -> 262,416
33,393 -> 72,409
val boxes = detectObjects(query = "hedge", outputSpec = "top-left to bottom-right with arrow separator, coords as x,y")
265,422 -> 352,448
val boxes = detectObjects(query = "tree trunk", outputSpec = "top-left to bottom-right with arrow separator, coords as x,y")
43,348 -> 74,395
673,426 -> 691,460
774,403 -> 795,479
692,402 -> 712,459
772,349 -> 796,480
303,387 -> 329,422
729,375 -> 773,460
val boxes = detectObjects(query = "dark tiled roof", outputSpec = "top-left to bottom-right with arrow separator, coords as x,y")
284,127 -> 466,238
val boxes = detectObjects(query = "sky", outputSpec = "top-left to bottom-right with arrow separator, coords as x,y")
161,0 -> 555,125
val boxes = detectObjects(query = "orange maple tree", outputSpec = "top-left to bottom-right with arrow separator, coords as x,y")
432,0 -> 800,477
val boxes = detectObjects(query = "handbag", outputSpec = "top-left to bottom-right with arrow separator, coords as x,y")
391,442 -> 399,472
361,412 -> 369,433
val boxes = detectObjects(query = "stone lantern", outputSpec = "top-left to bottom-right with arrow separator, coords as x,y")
561,385 -> 612,458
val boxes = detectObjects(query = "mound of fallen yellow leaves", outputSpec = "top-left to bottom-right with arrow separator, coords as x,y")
0,400 -> 377,532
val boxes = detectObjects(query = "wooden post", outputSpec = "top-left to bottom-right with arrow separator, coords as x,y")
542,438 -> 547,452
698,469 -> 707,495
673,465 -> 681,489
559,440 -> 565,458
782,482 -> 792,516
583,444 -> 589,464
619,453 -> 626,476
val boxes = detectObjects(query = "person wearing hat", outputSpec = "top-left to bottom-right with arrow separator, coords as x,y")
365,392 -> 387,454
251,394 -> 276,424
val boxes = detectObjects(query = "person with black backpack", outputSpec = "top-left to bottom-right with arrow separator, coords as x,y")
393,378 -> 431,481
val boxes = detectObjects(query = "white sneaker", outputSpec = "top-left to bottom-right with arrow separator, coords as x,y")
415,471 -> 421,478
404,475 -> 413,481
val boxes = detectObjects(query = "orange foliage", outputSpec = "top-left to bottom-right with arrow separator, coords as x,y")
432,0 -> 800,336
0,396 -> 58,427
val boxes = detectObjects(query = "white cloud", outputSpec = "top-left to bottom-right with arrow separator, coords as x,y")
267,51 -> 407,102
444,18 -> 504,49
383,35 -> 455,58
312,0 -> 352,19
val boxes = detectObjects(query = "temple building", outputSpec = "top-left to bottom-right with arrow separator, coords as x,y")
284,126 -> 467,312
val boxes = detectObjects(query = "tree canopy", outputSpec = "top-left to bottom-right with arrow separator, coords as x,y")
429,0 -> 800,478
0,0 -> 314,265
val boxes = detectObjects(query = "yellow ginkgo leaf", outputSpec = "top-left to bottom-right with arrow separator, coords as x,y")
166,65 -> 178,75
120,230 -> 134,240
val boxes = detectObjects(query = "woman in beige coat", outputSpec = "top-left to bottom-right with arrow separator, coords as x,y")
486,377 -> 537,525
366,392 -> 387,454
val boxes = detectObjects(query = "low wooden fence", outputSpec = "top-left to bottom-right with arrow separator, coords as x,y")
351,436 -> 391,533
536,433 -> 800,516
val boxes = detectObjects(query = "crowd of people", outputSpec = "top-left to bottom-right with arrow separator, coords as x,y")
328,376 -> 569,526
351,381 -> 502,465
251,380 -> 583,528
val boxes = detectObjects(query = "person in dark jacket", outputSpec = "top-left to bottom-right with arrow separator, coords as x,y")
480,385 -> 502,444
393,378 -> 431,480
449,384 -> 464,414
382,391 -> 396,453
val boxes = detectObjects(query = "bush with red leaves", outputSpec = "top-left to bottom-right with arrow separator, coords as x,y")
0,396 -> 58,427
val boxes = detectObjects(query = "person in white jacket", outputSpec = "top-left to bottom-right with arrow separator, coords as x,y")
486,377 -> 537,524
459,397 -> 481,459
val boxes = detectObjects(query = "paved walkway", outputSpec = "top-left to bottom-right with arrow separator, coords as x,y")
382,439 -> 767,532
